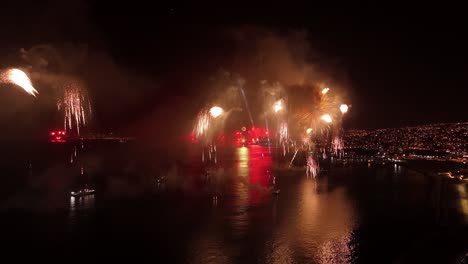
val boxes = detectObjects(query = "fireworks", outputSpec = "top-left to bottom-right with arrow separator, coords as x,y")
1,69 -> 38,96
57,82 -> 92,135
306,154 -> 319,178
320,114 -> 332,123
279,121 -> 288,142
192,73 -> 352,170
332,136 -> 344,156
273,100 -> 283,113
194,107 -> 226,163
340,104 -> 348,114
195,109 -> 210,138
209,106 -> 223,118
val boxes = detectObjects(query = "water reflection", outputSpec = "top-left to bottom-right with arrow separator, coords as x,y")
455,184 -> 468,223
68,194 -> 95,226
8,141 -> 468,262
236,147 -> 249,178
296,180 -> 356,263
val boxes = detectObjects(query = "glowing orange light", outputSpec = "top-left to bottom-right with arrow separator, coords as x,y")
321,114 -> 332,123
273,100 -> 283,113
209,106 -> 223,118
340,104 -> 348,114
3,69 -> 38,97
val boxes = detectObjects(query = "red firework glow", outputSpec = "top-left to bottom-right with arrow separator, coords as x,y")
188,126 -> 275,147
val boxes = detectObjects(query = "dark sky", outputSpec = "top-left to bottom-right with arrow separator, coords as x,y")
0,1 -> 467,133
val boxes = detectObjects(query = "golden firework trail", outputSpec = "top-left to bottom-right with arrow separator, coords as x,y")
1,69 -> 38,96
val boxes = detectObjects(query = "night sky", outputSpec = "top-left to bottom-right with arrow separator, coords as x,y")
0,1 -> 467,134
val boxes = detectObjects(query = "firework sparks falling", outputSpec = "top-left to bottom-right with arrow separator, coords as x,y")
194,109 -> 210,138
332,135 -> 344,156
306,154 -> 319,178
57,82 -> 92,135
1,69 -> 38,96
279,121 -> 289,156
279,121 -> 288,143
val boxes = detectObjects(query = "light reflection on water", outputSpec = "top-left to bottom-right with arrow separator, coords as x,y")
191,146 -> 358,263
12,143 -> 467,262
455,184 -> 468,223
68,194 -> 95,226
262,178 -> 356,263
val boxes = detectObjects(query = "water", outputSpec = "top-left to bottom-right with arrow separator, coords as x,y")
1,143 -> 467,262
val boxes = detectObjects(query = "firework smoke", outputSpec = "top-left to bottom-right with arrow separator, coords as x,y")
1,69 -> 38,97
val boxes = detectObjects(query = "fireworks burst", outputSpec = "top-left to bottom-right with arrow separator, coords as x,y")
57,82 -> 92,135
273,100 -> 283,113
209,106 -> 223,118
1,69 -> 38,96
320,114 -> 332,123
340,104 -> 348,114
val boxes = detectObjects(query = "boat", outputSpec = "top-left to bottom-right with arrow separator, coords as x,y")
70,188 -> 96,197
